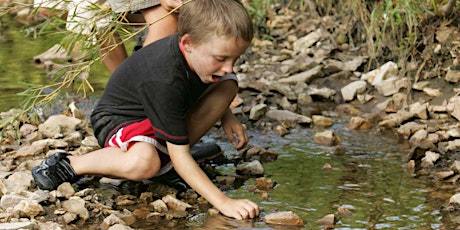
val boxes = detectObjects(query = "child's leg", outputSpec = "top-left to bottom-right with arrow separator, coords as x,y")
69,142 -> 161,181
187,79 -> 238,146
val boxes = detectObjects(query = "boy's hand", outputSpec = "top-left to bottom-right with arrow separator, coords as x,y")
218,198 -> 260,220
221,109 -> 248,150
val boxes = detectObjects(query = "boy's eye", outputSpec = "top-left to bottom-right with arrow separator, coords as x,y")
215,57 -> 226,62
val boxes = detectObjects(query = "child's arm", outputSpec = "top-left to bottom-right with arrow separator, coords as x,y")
167,142 -> 260,219
221,108 -> 248,150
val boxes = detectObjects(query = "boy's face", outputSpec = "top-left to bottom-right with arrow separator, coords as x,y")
180,34 -> 250,83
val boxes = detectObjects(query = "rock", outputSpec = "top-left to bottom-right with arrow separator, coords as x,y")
255,177 -> 276,189
338,206 -> 353,217
312,115 -> 333,127
313,130 -> 342,146
13,199 -> 44,218
162,195 -> 192,211
1,171 -> 34,194
273,124 -> 289,136
263,211 -> 304,226
341,80 -> 367,101
38,114 -> 83,138
0,194 -> 28,209
445,65 -> 460,82
265,109 -> 312,124
306,86 -> 336,100
449,193 -> 460,206
375,77 -> 409,97
101,213 -> 127,229
421,151 -> 440,167
62,196 -> 89,220
236,160 -> 264,176
0,222 -> 36,230
317,213 -> 335,228
361,61 -> 398,86
249,104 -> 268,120
151,199 -> 168,212
57,182 -> 75,199
347,116 -> 372,130
278,65 -> 323,84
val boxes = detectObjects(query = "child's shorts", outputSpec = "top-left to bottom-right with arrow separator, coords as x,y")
106,118 -> 173,176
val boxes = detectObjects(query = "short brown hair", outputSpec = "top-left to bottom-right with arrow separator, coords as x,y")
178,0 -> 254,45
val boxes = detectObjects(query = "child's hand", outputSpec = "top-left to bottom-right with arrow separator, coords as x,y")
218,198 -> 260,220
221,109 -> 248,150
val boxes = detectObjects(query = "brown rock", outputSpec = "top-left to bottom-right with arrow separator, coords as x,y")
262,211 -> 304,226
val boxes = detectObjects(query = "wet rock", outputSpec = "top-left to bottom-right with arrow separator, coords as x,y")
255,177 -> 276,190
236,160 -> 264,176
317,213 -> 335,229
338,206 -> 353,217
151,199 -> 168,212
215,176 -> 236,186
347,116 -> 372,130
313,130 -> 342,146
101,213 -> 127,229
263,211 -> 304,226
162,195 -> 192,211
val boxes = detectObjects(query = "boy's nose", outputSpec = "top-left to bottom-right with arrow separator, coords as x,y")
221,61 -> 234,74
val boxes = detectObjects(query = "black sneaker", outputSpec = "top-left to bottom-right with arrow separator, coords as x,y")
32,152 -> 79,191
151,142 -> 223,193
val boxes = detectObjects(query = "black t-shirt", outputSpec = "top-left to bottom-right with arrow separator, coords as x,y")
91,34 -> 209,145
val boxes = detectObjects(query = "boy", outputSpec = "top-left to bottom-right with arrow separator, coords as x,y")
32,0 -> 260,220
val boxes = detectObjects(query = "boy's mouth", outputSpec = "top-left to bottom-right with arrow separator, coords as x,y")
211,75 -> 221,82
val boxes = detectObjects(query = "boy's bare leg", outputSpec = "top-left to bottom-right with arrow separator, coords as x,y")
187,79 -> 238,145
141,5 -> 178,46
69,142 -> 161,180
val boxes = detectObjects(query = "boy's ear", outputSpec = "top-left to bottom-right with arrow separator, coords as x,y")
180,34 -> 192,52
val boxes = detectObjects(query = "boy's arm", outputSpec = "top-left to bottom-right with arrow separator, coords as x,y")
167,142 -> 259,219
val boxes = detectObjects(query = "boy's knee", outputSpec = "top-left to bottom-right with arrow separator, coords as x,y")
124,147 -> 161,180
